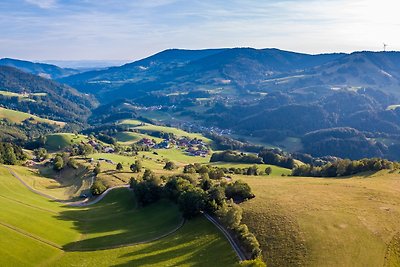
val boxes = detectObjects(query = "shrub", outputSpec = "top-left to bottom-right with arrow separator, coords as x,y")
91,180 -> 107,195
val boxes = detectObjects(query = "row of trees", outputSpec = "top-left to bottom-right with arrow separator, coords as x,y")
292,158 -> 398,177
210,150 -> 263,164
258,149 -> 295,169
129,171 -> 261,260
184,163 -> 273,177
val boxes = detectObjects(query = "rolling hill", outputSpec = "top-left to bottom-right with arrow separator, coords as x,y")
60,48 -> 344,101
0,66 -> 97,123
0,58 -> 80,79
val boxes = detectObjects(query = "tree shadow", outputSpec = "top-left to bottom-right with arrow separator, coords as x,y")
111,218 -> 238,267
55,190 -> 182,252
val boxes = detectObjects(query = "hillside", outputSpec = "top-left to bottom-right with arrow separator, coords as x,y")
239,171 -> 400,267
0,58 -> 79,79
60,48 -> 344,101
0,66 -> 97,123
0,165 -> 238,266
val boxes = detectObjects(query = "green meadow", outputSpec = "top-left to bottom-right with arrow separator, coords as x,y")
0,165 -> 238,266
0,107 -> 65,126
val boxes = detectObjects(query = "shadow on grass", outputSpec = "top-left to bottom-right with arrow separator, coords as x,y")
55,189 -> 182,251
111,218 -> 238,267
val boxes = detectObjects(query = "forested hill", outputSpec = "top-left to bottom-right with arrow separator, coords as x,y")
0,58 -> 79,79
59,48 -> 345,101
0,66 -> 97,123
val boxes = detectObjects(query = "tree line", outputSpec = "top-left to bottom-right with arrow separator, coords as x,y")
129,170 -> 263,261
292,158 -> 398,177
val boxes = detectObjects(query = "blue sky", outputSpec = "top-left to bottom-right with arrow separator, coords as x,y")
0,0 -> 399,61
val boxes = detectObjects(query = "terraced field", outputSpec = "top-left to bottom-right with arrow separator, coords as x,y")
239,171 -> 400,267
0,165 -> 238,266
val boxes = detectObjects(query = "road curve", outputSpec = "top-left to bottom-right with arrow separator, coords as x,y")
203,212 -> 247,261
3,166 -> 128,207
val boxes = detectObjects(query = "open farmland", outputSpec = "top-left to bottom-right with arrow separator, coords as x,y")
239,171 -> 400,267
7,164 -> 93,201
0,107 -> 65,126
45,133 -> 89,151
0,165 -> 238,266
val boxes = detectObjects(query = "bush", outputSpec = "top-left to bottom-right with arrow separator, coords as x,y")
225,180 -> 254,201
91,180 -> 107,195
164,161 -> 177,170
130,160 -> 142,173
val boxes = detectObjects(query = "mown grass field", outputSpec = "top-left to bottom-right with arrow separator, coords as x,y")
239,171 -> 400,267
0,165 -> 238,266
0,107 -> 65,126
45,133 -> 89,151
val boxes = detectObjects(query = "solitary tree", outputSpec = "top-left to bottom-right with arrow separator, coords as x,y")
93,162 -> 101,176
130,160 -> 142,173
116,162 -> 123,171
53,155 -> 64,171
265,167 -> 272,176
164,161 -> 177,170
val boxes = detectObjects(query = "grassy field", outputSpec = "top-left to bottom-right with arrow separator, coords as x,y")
0,165 -> 238,266
45,133 -> 89,151
239,171 -> 400,267
119,119 -> 212,144
7,164 -> 93,201
0,107 -> 65,126
114,131 -> 163,144
210,162 -> 291,176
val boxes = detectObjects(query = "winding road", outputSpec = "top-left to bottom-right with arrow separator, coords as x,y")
4,166 -> 247,260
203,212 -> 247,261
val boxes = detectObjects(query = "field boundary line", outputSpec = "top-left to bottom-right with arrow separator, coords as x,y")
65,218 -> 186,251
203,212 -> 247,261
0,221 -> 62,250
4,166 -> 128,207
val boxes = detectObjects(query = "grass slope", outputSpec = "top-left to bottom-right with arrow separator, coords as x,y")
0,165 -> 238,266
7,164 -> 93,201
0,107 -> 65,126
45,133 -> 88,151
239,171 -> 400,267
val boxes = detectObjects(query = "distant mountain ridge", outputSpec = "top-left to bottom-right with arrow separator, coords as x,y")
60,48 -> 349,102
0,58 -> 80,79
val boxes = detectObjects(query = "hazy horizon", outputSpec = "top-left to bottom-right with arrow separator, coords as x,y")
1,0 -> 399,61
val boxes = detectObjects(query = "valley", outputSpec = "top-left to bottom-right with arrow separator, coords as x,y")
2,47 -> 400,267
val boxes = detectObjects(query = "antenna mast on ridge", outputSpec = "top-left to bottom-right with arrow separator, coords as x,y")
383,43 -> 388,52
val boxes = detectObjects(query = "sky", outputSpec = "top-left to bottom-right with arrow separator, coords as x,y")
0,0 -> 399,62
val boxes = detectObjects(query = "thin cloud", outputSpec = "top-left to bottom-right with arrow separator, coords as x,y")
25,0 -> 57,9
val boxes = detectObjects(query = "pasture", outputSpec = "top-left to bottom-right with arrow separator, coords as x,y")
45,133 -> 89,151
0,165 -> 237,266
7,164 -> 93,201
0,107 -> 65,126
239,171 -> 400,267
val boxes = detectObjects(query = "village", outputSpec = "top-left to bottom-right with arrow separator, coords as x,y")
137,135 -> 210,157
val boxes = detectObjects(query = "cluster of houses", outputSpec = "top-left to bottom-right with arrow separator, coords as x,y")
87,139 -> 115,153
137,136 -> 210,157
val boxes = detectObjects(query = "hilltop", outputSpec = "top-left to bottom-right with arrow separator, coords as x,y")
0,58 -> 79,79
